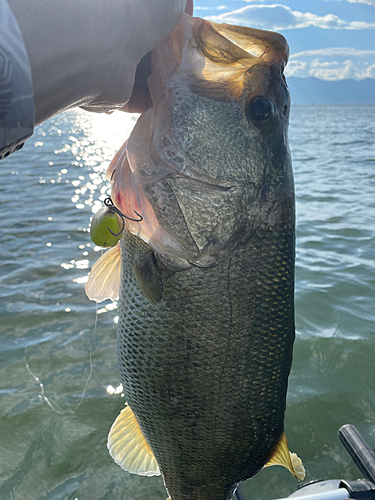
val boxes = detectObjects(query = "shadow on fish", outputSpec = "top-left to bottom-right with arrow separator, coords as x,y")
86,13 -> 305,500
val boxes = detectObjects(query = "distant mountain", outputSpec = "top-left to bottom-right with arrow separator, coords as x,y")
286,77 -> 375,105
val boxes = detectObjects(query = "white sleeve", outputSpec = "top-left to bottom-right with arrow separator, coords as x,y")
80,0 -> 187,113
0,0 -> 34,159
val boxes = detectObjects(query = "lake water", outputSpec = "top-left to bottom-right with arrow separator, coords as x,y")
0,105 -> 374,500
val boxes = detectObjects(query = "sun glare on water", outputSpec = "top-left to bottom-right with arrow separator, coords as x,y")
43,109 -> 139,319
66,109 -> 138,214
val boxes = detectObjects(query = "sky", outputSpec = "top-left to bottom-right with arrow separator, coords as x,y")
194,0 -> 375,80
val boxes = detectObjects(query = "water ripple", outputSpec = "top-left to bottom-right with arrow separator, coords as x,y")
0,106 -> 374,499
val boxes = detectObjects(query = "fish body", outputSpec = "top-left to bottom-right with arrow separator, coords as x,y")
86,14 -> 303,500
117,221 -> 294,500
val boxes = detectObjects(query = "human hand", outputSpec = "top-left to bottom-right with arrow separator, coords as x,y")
121,0 -> 194,114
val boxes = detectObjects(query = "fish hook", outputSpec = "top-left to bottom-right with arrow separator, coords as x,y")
104,197 -> 143,237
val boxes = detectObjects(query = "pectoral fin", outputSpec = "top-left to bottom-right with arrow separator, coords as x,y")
263,432 -> 305,480
85,243 -> 121,302
108,405 -> 160,477
132,250 -> 163,305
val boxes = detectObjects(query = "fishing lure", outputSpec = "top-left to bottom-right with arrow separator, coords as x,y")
90,197 -> 143,248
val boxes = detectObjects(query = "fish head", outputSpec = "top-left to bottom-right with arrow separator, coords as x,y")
113,14 -> 293,263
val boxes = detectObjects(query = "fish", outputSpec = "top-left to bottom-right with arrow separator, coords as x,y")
86,13 -> 305,500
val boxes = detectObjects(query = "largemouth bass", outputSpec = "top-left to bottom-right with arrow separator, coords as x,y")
86,13 -> 304,500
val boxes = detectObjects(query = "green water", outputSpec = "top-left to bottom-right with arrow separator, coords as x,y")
0,106 -> 374,500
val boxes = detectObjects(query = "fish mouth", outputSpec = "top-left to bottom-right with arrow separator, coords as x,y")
190,16 -> 289,101
114,15 -> 291,262
124,15 -> 290,120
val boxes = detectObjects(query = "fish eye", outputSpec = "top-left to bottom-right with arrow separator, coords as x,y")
245,96 -> 281,134
247,96 -> 274,124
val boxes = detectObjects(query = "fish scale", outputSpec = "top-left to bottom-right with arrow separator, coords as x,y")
116,215 -> 295,500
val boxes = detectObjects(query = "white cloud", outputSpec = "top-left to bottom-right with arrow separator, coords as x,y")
309,59 -> 357,79
310,59 -> 339,67
362,62 -> 375,77
329,0 -> 375,6
348,0 -> 375,4
285,60 -> 308,76
208,4 -> 375,30
285,48 -> 375,80
291,47 -> 375,58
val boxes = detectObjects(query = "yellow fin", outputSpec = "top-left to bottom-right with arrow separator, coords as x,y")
85,243 -> 121,303
107,405 -> 160,477
264,432 -> 305,481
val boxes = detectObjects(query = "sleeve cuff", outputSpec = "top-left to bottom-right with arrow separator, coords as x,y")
0,0 -> 34,159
